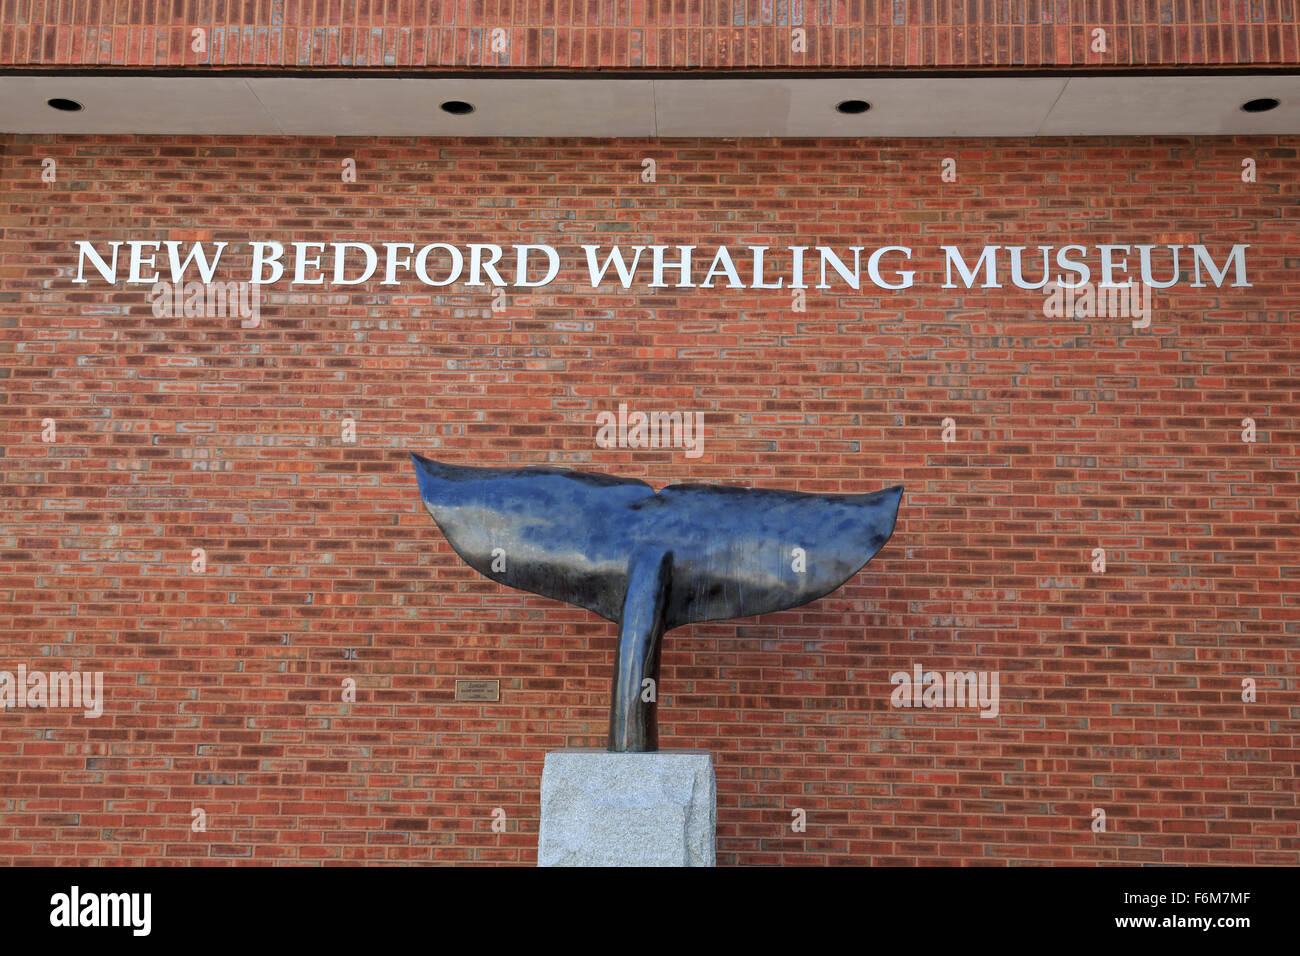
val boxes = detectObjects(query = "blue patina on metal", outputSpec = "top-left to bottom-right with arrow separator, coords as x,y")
411,454 -> 903,753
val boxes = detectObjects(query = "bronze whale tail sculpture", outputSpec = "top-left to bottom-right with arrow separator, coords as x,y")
410,453 -> 902,752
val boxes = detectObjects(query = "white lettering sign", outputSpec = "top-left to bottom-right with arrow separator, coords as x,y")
71,241 -> 1251,291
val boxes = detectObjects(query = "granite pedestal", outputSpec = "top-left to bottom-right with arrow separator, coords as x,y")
537,750 -> 715,867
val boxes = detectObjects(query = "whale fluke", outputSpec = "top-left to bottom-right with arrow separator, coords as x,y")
410,454 -> 902,751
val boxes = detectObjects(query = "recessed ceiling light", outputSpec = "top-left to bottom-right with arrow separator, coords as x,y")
836,99 -> 871,115
440,100 -> 475,115
1241,97 -> 1279,113
47,98 -> 84,112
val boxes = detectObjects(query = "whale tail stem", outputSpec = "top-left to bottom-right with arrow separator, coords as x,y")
608,546 -> 674,753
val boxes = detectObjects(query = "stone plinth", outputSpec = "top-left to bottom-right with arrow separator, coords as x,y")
537,750 -> 715,867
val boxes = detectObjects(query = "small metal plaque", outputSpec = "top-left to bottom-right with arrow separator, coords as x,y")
455,679 -> 500,702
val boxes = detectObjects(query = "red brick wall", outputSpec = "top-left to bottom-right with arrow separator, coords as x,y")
1,133 -> 1297,865
2,0 -> 1297,70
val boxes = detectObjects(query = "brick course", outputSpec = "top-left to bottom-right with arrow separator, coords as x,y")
0,134 -> 1297,865
1,1 -> 1297,70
